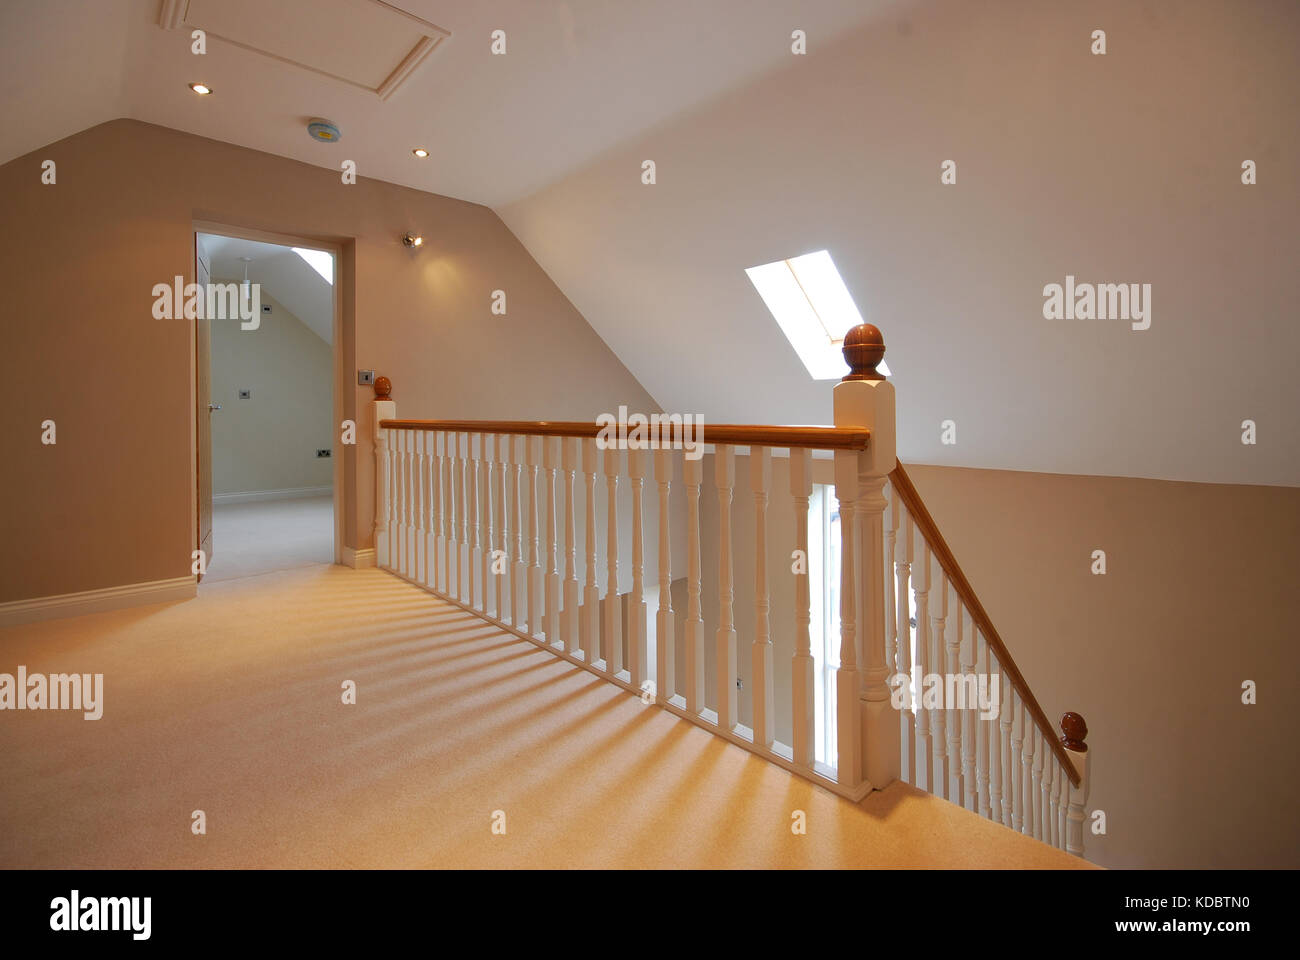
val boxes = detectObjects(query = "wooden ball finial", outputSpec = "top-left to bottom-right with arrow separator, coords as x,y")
841,323 -> 886,382
374,376 -> 392,399
1060,712 -> 1088,752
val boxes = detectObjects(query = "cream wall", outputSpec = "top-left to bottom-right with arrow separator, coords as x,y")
0,119 -> 659,603
209,287 -> 332,497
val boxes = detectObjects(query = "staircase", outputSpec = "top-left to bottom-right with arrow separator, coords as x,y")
369,323 -> 1092,859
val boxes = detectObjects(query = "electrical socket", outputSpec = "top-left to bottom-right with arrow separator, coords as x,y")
316,449 -> 331,458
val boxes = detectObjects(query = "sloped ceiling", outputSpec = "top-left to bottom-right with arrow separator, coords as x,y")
200,235 -> 333,344
1,0 -> 1296,486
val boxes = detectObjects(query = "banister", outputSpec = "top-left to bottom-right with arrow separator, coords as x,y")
887,460 -> 1081,786
378,419 -> 871,451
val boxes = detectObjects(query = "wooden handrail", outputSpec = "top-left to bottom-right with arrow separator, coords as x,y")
888,461 -> 1080,785
378,419 -> 871,451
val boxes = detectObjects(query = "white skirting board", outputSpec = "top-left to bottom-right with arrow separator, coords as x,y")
342,547 -> 376,569
0,576 -> 197,628
212,486 -> 332,505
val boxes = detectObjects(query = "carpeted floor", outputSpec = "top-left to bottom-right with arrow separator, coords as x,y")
0,563 -> 1090,869
205,495 -> 334,583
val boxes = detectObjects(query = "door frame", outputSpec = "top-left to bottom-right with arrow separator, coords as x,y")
190,219 -> 347,568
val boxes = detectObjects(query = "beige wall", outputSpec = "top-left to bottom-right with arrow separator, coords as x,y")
0,119 -> 658,603
210,287 -> 332,497
905,464 -> 1300,869
683,453 -> 1300,868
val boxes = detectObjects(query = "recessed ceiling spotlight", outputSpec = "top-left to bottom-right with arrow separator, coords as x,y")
307,118 -> 341,143
412,148 -> 429,158
189,83 -> 213,95
402,234 -> 423,247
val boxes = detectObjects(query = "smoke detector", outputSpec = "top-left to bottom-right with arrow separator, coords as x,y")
307,118 -> 341,143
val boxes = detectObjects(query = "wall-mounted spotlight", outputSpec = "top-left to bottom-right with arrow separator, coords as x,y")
189,82 -> 213,95
402,234 -> 424,247
412,148 -> 429,158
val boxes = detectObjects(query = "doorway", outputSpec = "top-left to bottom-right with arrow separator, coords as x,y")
192,224 -> 343,583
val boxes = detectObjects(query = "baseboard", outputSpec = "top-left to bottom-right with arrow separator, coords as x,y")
342,547 -> 375,569
213,485 -> 332,505
0,576 -> 197,628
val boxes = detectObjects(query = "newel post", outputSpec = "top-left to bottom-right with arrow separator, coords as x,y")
1061,711 -> 1091,857
834,324 -> 900,791
373,377 -> 396,568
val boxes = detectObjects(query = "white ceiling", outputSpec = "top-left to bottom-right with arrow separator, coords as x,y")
0,0 -> 899,207
199,234 -> 334,343
2,0 -> 1296,486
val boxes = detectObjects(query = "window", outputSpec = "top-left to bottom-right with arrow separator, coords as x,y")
808,483 -> 841,766
745,250 -> 890,380
292,247 -> 334,285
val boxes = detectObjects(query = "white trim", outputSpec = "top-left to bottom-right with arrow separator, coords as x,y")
342,547 -> 376,569
0,577 -> 196,628
213,485 -> 332,505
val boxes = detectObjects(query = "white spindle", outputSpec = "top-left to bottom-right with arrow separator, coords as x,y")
627,445 -> 647,690
930,567 -> 948,798
424,432 -> 437,590
526,437 -> 542,637
544,437 -> 561,648
894,506 -> 915,784
481,435 -> 495,615
440,432 -> 452,595
374,419 -> 391,571
562,438 -> 580,655
1020,699 -> 1034,836
1042,751 -> 1056,846
414,431 -> 425,584
790,448 -> 814,767
581,439 -> 600,664
1000,663 -> 1014,829
961,615 -> 977,812
495,435 -> 508,621
1033,725 -> 1046,840
469,434 -> 482,609
976,633 -> 992,819
715,444 -> 737,732
653,448 -> 675,705
1010,690 -> 1025,833
511,436 -> 526,628
683,453 -> 705,716
946,598 -> 962,802
602,445 -> 622,676
1057,757 -> 1070,850
913,538 -> 932,792
832,447 -> 861,787
395,430 -> 405,574
479,435 -> 492,613
749,446 -> 774,749
457,431 -> 467,598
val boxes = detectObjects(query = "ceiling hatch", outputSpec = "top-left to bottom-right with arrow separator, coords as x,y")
159,0 -> 450,100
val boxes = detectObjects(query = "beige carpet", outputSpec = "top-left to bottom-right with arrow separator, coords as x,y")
205,495 -> 334,583
0,564 -> 1089,869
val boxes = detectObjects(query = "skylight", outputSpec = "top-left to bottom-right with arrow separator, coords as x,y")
292,247 -> 334,285
745,250 -> 889,380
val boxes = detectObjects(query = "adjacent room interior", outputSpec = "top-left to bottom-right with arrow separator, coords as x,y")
196,232 -> 336,583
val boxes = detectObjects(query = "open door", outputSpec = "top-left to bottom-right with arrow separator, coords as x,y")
195,234 -> 214,578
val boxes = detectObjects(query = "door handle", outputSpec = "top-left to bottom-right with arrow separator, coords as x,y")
208,403 -> 222,412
